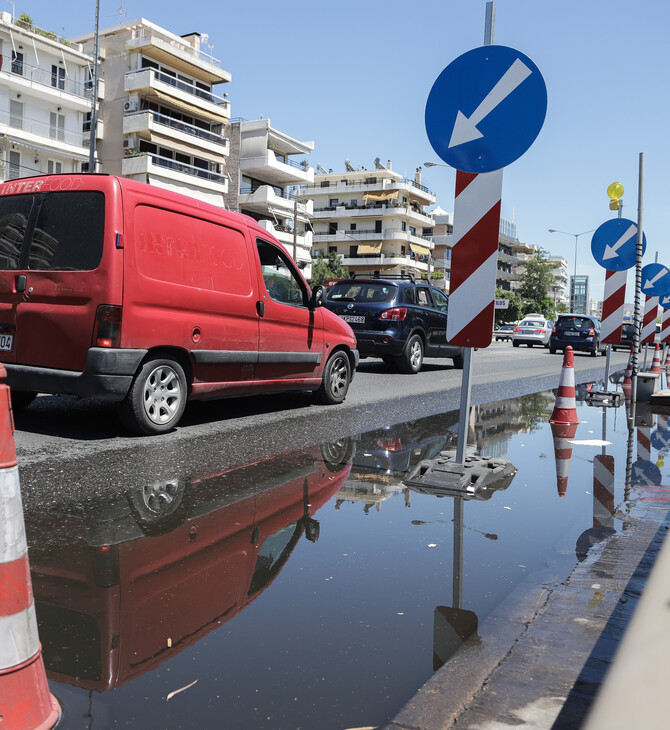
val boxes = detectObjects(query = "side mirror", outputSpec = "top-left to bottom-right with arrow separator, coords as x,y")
309,285 -> 325,310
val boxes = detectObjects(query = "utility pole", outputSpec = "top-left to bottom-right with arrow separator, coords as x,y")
88,0 -> 100,172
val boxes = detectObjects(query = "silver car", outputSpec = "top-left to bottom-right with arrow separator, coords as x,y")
512,315 -> 553,348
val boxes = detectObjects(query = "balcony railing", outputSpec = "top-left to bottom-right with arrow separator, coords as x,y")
129,67 -> 229,109
4,58 -> 90,99
0,109 -> 87,148
126,152 -> 227,183
139,110 -> 228,146
130,26 -> 222,69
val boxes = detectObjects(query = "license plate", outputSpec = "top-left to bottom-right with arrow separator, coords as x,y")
0,333 -> 13,351
565,331 -> 580,337
341,315 -> 365,324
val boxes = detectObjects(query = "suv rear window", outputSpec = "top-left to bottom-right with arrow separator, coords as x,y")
327,282 -> 395,303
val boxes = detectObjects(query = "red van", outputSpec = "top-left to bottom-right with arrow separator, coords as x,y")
0,174 -> 358,433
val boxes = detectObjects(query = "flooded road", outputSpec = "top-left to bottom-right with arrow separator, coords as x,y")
23,375 -> 670,729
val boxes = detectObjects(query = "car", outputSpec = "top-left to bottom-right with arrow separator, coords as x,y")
324,274 -> 464,372
549,314 -> 605,356
494,324 -> 515,342
613,322 -> 636,352
511,315 -> 553,348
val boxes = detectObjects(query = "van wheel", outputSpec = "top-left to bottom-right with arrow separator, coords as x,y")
118,357 -> 187,434
10,390 -> 37,411
314,351 -> 351,405
399,334 -> 424,374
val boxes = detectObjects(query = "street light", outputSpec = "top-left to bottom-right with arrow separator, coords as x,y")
423,161 -> 447,168
548,228 -> 595,312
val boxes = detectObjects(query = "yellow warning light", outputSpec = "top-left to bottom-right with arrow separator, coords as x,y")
607,181 -> 624,200
609,199 -> 622,211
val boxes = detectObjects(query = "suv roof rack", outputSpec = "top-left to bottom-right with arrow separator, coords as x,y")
350,272 -> 415,283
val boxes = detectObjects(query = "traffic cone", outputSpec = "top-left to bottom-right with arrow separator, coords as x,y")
550,420 -> 578,497
650,343 -> 662,374
550,346 -> 579,424
663,347 -> 670,370
0,365 -> 61,729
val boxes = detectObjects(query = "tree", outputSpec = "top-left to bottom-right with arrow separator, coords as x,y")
310,251 -> 350,287
494,288 -> 524,325
518,251 -> 556,317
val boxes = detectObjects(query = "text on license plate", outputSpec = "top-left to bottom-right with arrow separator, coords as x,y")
565,331 -> 580,337
341,315 -> 365,324
0,334 -> 13,351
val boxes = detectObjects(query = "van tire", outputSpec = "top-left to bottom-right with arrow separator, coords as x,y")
10,390 -> 37,411
118,357 -> 187,435
314,351 -> 351,405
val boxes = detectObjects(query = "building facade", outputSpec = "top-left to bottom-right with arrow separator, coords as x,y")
302,161 -> 436,280
0,10 -> 101,182
73,19 -> 231,206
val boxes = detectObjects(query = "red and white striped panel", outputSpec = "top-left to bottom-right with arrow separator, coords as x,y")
637,427 -> 651,463
593,454 -> 615,529
641,295 -> 659,344
662,306 -> 670,344
601,269 -> 626,344
446,169 -> 503,347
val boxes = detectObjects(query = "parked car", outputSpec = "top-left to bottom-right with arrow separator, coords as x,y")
494,324 -> 515,342
0,174 -> 359,434
511,315 -> 553,348
613,322 -> 636,352
549,314 -> 605,356
324,274 -> 464,372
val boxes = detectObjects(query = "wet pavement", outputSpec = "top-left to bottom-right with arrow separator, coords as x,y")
21,371 -> 670,729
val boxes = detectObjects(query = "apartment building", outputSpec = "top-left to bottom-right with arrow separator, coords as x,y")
510,234 -> 569,307
224,118 -> 315,274
72,19 -> 231,206
0,10 -> 101,181
302,161 -> 436,280
427,206 -> 453,291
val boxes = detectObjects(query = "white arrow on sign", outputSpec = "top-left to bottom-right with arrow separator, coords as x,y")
645,267 -> 670,289
662,295 -> 670,307
448,58 -> 533,148
602,223 -> 637,261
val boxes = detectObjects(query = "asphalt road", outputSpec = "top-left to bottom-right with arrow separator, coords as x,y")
13,342 -> 631,509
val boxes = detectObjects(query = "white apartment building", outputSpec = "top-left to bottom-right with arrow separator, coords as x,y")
427,206 -> 453,291
303,161 -> 436,279
225,118 -> 315,275
72,19 -> 231,206
0,10 -> 101,181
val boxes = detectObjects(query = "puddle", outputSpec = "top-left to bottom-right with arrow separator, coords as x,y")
22,375 -> 670,729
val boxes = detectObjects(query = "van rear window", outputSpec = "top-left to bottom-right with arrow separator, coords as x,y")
0,191 -> 104,271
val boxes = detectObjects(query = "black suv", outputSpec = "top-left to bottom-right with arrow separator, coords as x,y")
549,314 -> 605,356
324,274 -> 464,372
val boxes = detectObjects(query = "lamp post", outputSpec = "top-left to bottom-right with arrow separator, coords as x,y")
548,228 -> 594,313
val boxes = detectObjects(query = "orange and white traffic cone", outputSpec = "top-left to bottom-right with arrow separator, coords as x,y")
550,346 -> 579,424
550,420 -> 578,497
650,343 -> 662,374
663,346 -> 670,370
0,365 -> 61,729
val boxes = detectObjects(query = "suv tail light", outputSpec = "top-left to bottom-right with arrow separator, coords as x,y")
379,307 -> 407,321
93,305 -> 122,347
552,325 -> 557,333
377,438 -> 402,451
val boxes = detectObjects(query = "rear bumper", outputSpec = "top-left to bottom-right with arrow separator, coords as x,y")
550,337 -> 597,353
3,348 -> 147,400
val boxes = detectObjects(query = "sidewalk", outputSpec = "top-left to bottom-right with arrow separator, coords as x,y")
383,497 -> 670,730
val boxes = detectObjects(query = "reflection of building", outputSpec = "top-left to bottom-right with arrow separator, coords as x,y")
224,118 -> 315,275
0,10 -> 99,181
73,18 -> 231,206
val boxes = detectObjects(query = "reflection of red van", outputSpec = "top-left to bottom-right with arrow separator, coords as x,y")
25,443 -> 352,690
0,175 -> 357,433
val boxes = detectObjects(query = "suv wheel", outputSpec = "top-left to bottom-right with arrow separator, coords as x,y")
398,334 -> 424,374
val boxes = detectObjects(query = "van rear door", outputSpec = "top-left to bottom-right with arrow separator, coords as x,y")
0,184 -> 113,371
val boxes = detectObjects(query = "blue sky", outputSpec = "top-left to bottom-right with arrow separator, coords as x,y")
12,0 -> 670,300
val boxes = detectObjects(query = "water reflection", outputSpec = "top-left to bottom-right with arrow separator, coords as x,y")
25,443 -> 353,692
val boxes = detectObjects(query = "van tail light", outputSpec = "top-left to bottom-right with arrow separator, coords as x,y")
376,438 -> 402,451
93,305 -> 122,348
379,307 -> 407,321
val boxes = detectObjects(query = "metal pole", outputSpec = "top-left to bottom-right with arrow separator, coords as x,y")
630,153 -> 645,426
484,2 -> 495,45
88,0 -> 100,172
455,347 -> 473,463
293,198 -> 298,261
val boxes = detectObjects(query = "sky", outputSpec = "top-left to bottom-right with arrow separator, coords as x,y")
10,0 -> 670,301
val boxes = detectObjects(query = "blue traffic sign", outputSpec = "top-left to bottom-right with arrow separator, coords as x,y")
591,218 -> 646,271
661,293 -> 670,310
425,45 -> 547,173
641,263 -> 670,298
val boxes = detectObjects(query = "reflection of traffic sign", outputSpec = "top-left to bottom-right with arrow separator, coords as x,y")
641,263 -> 670,298
591,219 -> 646,271
661,294 -> 670,310
651,428 -> 670,452
631,459 -> 662,486
425,45 -> 547,173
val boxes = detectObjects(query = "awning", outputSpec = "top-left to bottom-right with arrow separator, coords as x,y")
410,243 -> 430,257
363,190 -> 398,203
357,242 -> 383,255
147,88 -> 229,122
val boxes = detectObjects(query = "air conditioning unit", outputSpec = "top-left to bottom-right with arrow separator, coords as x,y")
123,99 -> 138,113
123,136 -> 138,149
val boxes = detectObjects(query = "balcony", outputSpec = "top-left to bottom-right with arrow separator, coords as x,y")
340,254 -> 430,273
239,184 -> 313,217
123,110 -> 228,156
313,229 -> 434,251
312,202 -> 434,227
125,68 -> 230,121
2,59 -> 93,111
0,109 -> 90,158
240,149 -> 313,186
301,176 -> 435,205
122,152 -> 228,194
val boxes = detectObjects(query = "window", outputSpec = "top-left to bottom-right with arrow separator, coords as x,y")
432,290 -> 448,313
49,112 -> 65,141
375,220 -> 382,233
9,100 -> 23,129
329,199 -> 339,207
257,239 -> 306,306
328,222 -> 338,235
350,223 -> 356,231
8,151 -> 20,180
416,288 -> 431,307
47,160 -> 62,174
51,65 -> 65,90
11,51 -> 23,75
401,221 -> 407,232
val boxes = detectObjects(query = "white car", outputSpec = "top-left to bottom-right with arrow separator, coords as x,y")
512,315 -> 553,348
